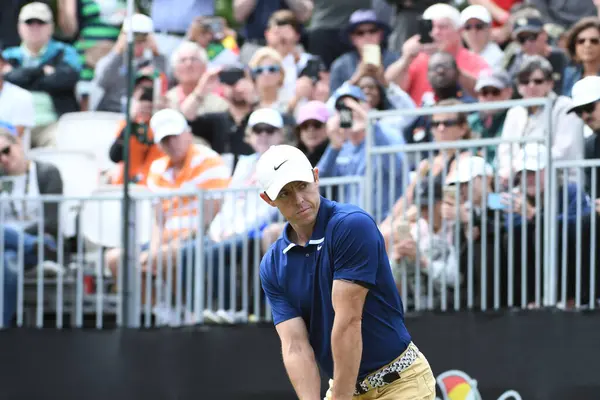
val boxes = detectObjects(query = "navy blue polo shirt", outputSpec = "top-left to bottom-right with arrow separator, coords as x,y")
260,197 -> 412,379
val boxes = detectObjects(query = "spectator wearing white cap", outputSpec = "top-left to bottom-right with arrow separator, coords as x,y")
2,2 -> 81,148
460,5 -> 504,69
105,109 -> 231,304
468,69 -> 513,163
94,13 -> 167,113
567,76 -> 600,194
385,3 -> 489,105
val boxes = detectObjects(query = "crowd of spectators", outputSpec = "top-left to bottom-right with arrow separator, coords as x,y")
2,0 -> 600,325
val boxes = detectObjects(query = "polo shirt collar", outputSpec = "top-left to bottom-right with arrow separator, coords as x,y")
281,196 -> 331,254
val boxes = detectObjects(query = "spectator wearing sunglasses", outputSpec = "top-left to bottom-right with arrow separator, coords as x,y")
468,69 -> 513,164
506,16 -> 568,96
460,5 -> 504,69
329,9 -> 399,93
248,47 -> 288,112
497,55 -> 583,186
567,76 -> 600,194
562,17 -> 600,97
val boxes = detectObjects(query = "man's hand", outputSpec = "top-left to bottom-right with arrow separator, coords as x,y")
326,114 -> 348,150
501,193 -> 536,220
194,67 -> 222,99
402,35 -> 423,60
393,238 -> 417,261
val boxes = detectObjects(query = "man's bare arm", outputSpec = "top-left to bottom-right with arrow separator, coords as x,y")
284,0 -> 314,22
276,317 -> 322,400
331,279 -> 368,400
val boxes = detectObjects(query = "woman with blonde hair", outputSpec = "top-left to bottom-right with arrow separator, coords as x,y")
248,47 -> 289,112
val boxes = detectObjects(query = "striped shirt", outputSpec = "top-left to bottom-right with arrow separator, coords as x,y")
147,145 -> 231,241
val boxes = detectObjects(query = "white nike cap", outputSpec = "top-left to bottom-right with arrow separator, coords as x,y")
256,145 -> 315,200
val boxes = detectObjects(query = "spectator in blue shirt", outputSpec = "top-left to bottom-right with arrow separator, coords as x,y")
329,9 -> 399,93
318,85 -> 403,222
256,144 -> 435,400
2,2 -> 82,148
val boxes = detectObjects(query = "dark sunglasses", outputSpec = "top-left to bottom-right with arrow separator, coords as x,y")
24,19 -> 48,25
480,87 -> 501,97
0,145 -> 11,157
252,124 -> 279,135
299,120 -> 324,130
574,102 -> 597,117
577,37 -> 600,46
431,119 -> 463,128
464,22 -> 487,31
253,65 -> 281,76
352,27 -> 380,37
517,32 -> 539,44
518,77 -> 546,86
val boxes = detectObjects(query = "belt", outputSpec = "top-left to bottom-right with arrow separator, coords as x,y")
154,30 -> 187,37
354,343 -> 419,396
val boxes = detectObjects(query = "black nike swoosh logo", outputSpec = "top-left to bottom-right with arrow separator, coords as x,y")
274,160 -> 288,170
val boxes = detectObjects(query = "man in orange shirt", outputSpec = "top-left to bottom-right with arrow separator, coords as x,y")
384,3 -> 490,106
105,109 -> 231,303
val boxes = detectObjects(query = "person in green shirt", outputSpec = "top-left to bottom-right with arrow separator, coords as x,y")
468,69 -> 513,164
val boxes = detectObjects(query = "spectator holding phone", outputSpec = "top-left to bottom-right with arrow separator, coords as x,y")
188,65 -> 256,167
94,14 -> 167,113
186,16 -> 240,68
330,9 -> 399,93
317,85 -> 403,220
385,3 -> 489,105
107,85 -> 164,185
166,41 -> 229,121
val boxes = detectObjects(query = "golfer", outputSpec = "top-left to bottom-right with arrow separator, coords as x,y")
257,145 -> 435,400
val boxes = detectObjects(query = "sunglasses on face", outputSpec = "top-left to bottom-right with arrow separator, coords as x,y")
253,65 -> 281,76
464,22 -> 487,31
252,124 -> 279,135
574,102 -> 597,117
577,37 -> 600,46
352,27 -> 380,37
431,119 -> 462,128
300,120 -> 324,130
518,77 -> 546,86
23,19 -> 47,26
480,87 -> 501,97
517,32 -> 539,44
0,145 -> 11,157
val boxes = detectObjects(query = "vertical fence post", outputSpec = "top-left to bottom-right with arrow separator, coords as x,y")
543,96 -> 554,307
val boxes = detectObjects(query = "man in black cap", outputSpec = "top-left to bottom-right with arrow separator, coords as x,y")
506,16 -> 568,95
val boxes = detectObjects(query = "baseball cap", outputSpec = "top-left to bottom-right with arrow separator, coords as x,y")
248,108 -> 284,129
19,2 -> 53,23
327,84 -> 367,112
446,156 -> 493,185
567,76 -> 600,113
460,5 -> 492,26
297,101 -> 329,125
256,145 -> 315,200
150,109 -> 189,144
513,17 -> 544,36
122,14 -> 154,34
514,143 -> 548,172
475,69 -> 511,92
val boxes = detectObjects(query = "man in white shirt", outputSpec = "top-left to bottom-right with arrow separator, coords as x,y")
460,5 -> 504,69
0,52 -> 35,151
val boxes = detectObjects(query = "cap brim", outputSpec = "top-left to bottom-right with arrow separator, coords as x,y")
265,164 -> 314,200
513,26 -> 542,36
475,78 -> 504,92
567,99 -> 598,114
154,129 -> 183,144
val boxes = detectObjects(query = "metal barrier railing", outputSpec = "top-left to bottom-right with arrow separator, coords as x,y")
365,97 -> 565,312
0,176 -> 363,329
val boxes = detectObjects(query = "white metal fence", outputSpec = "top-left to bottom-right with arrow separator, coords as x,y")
1,97 -> 598,328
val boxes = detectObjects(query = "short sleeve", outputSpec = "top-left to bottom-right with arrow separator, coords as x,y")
259,256 -> 300,326
331,212 -> 381,287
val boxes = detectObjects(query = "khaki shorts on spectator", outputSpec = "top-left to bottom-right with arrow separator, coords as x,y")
329,343 -> 436,399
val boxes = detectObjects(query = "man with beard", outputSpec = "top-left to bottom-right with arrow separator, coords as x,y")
188,64 -> 256,168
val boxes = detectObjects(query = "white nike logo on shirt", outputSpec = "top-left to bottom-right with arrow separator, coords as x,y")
317,245 -> 323,251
